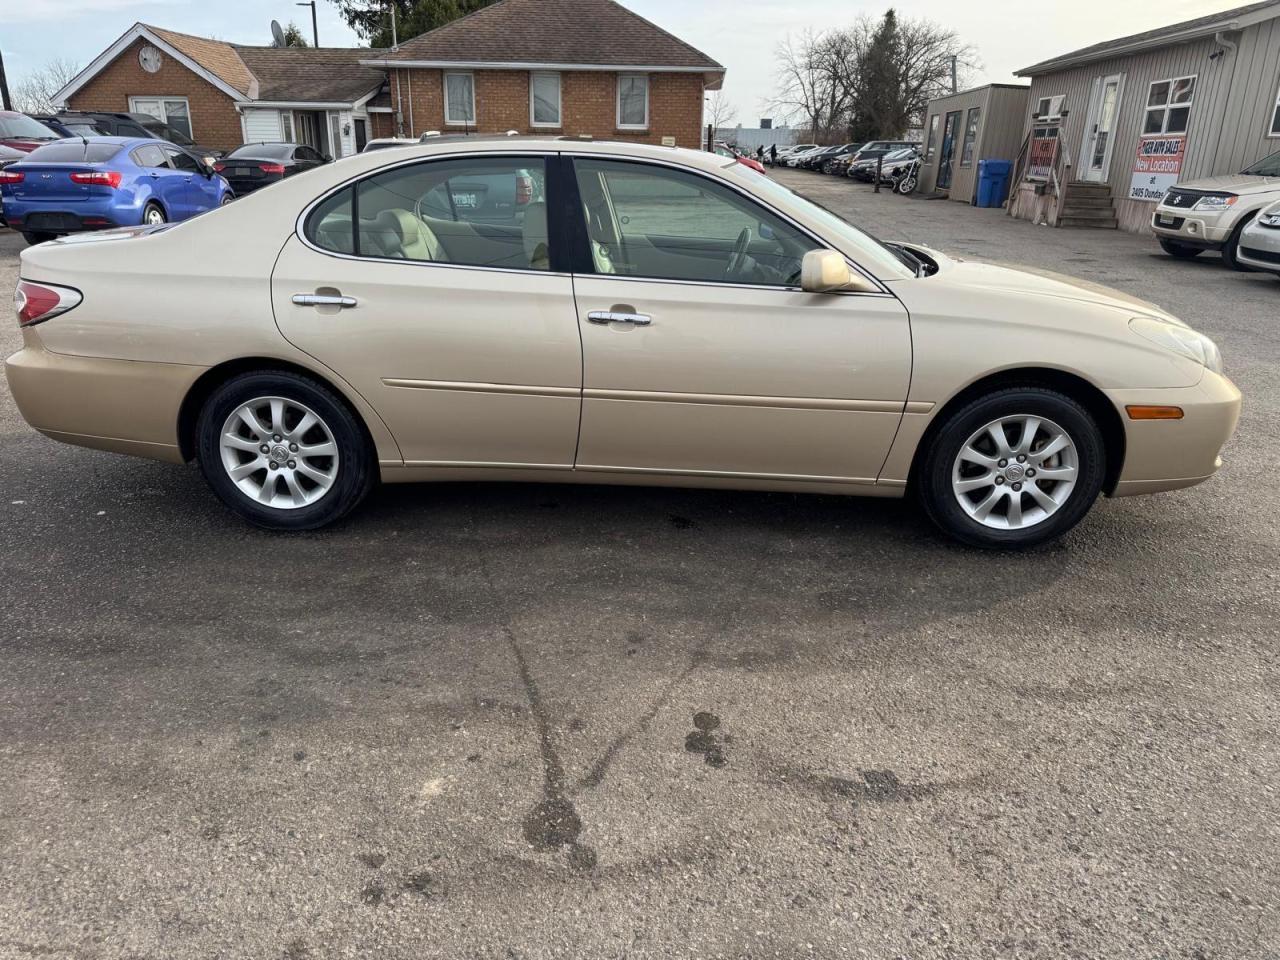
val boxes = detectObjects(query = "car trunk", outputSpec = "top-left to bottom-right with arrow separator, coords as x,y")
218,160 -> 283,193
8,163 -> 112,203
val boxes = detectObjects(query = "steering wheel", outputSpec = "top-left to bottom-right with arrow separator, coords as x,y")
725,227 -> 752,280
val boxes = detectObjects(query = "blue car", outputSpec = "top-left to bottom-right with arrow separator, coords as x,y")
0,136 -> 233,245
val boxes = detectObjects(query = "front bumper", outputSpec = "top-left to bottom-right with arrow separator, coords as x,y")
1150,205 -> 1234,247
1106,370 -> 1242,497
4,332 -> 204,464
1235,220 -> 1280,273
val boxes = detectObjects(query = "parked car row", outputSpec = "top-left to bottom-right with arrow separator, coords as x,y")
771,140 -> 922,180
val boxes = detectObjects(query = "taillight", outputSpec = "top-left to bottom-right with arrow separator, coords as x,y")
70,170 -> 122,188
14,280 -> 82,327
515,174 -> 533,205
0,169 -> 23,184
259,163 -> 286,174
213,162 -> 227,172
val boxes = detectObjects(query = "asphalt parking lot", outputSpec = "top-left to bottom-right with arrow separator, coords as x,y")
1,172 -> 1277,960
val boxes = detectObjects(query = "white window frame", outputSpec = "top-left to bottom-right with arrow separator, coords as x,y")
128,96 -> 193,137
443,72 -> 476,126
1033,94 -> 1065,120
529,71 -> 562,128
1269,80 -> 1280,137
616,73 -> 649,130
1143,75 -> 1196,135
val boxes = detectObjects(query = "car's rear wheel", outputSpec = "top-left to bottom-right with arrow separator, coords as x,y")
918,387 -> 1106,549
21,232 -> 57,246
143,203 -> 166,226
1159,239 -> 1202,259
196,371 -> 375,530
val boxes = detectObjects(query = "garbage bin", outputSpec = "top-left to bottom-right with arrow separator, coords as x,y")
976,159 -> 1013,208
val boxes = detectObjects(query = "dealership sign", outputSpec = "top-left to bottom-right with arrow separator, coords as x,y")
1130,134 -> 1186,201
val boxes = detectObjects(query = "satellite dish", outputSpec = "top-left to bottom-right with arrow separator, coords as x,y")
270,19 -> 286,47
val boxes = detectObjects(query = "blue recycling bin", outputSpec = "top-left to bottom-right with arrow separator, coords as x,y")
976,159 -> 1013,208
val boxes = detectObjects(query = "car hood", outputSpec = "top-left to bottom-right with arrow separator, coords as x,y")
1174,173 -> 1280,195
891,248 -> 1181,322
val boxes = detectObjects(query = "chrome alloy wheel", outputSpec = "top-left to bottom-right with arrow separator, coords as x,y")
951,415 -> 1079,530
144,206 -> 166,225
219,397 -> 339,509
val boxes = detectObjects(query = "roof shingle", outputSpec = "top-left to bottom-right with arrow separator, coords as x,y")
231,46 -> 387,103
148,25 -> 257,96
376,0 -> 722,70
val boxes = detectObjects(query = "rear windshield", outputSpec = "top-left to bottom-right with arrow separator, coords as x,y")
226,143 -> 293,159
141,119 -> 195,146
0,114 -> 60,140
25,141 -> 123,163
1242,150 -> 1280,177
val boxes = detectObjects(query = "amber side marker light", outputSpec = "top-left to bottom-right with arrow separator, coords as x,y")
1126,405 -> 1184,420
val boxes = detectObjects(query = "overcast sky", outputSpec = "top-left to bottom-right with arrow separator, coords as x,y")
2,0 -> 1247,122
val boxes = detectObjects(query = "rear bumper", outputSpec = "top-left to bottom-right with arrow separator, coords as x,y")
1106,370 -> 1242,497
4,197 -> 135,234
4,333 -> 204,464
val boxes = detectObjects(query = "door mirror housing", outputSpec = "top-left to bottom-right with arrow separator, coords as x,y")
801,249 -> 876,293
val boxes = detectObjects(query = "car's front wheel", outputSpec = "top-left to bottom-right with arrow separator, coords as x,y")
918,388 -> 1106,549
1221,217 -> 1256,271
195,371 -> 375,530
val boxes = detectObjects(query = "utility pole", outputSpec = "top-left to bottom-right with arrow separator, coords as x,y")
0,48 -> 12,111
390,1 -> 399,49
296,1 -> 319,47
950,55 -> 958,94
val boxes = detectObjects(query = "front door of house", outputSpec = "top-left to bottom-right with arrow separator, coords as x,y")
937,111 -> 961,189
1083,74 -> 1124,182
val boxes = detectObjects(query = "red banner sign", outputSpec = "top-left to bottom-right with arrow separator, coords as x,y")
1129,134 -> 1186,201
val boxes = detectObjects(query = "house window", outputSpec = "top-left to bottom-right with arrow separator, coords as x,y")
1034,94 -> 1065,120
129,96 -> 193,139
960,106 -> 981,166
1144,76 -> 1195,134
924,114 -> 939,163
281,111 -> 295,142
1270,80 -> 1280,136
530,72 -> 561,127
444,72 -> 476,126
617,74 -> 649,129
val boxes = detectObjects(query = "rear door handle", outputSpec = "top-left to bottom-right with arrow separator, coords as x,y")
587,310 -> 651,326
293,294 -> 357,308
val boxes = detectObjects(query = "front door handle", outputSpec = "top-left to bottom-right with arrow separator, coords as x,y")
587,310 -> 651,326
293,294 -> 357,308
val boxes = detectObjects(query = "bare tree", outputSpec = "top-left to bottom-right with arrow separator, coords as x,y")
12,58 -> 80,114
704,89 -> 738,134
770,11 -> 976,142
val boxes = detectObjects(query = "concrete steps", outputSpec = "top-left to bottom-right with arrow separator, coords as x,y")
1060,182 -> 1118,228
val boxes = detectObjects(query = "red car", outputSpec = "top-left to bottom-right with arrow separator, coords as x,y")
0,112 -> 61,153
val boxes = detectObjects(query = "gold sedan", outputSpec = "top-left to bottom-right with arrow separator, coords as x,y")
5,138 -> 1241,548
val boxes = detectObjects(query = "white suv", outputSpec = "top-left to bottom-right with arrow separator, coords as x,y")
1151,149 -> 1280,269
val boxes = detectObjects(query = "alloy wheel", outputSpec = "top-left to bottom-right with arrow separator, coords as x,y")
219,396 -> 339,509
145,207 -> 166,225
951,415 -> 1079,530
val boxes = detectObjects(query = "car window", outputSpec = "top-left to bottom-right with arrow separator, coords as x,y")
1242,150 -> 1280,177
132,144 -> 168,168
299,146 -> 324,163
25,141 -> 123,163
308,156 -> 550,271
0,115 -> 59,139
573,158 -> 814,287
165,148 -> 200,172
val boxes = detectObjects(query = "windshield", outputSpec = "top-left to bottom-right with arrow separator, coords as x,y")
1242,150 -> 1280,177
26,141 -> 123,163
735,169 -> 916,280
142,119 -> 195,147
882,148 -> 913,161
0,114 -> 59,140
227,143 -> 293,159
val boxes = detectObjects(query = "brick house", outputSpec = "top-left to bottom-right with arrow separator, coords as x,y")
54,24 -> 387,156
360,0 -> 723,147
52,0 -> 723,155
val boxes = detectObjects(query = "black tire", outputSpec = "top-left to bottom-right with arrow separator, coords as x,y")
195,370 -> 375,531
1221,216 -> 1256,271
22,231 -> 57,245
143,202 -> 166,226
917,387 -> 1106,550
220,194 -> 234,206
1159,239 -> 1202,259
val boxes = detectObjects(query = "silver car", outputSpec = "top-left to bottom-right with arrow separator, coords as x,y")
1236,200 -> 1280,274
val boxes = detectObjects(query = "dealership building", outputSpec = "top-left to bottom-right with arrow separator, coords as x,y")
1008,0 -> 1280,232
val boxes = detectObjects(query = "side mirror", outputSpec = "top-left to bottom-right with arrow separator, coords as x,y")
801,249 -> 876,293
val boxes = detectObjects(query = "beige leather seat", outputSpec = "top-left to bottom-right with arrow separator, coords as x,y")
522,202 -> 550,270
370,208 -> 447,262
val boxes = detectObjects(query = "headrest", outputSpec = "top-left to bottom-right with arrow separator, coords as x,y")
375,208 -> 420,244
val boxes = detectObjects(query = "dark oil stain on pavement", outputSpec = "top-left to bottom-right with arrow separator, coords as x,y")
783,766 -> 989,808
356,852 -> 386,869
685,711 -> 729,768
506,627 -> 598,872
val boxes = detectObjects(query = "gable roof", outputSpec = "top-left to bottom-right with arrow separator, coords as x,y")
1018,0 -> 1280,75
232,46 -> 386,104
368,0 -> 723,77
149,25 -> 257,96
